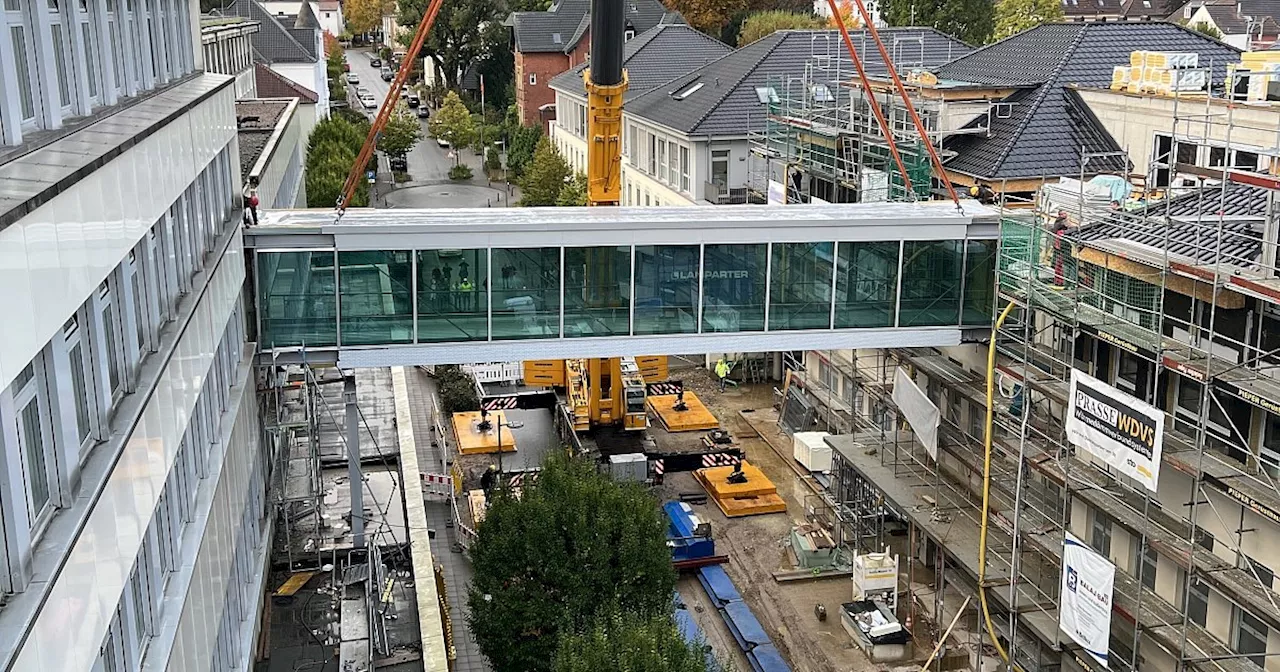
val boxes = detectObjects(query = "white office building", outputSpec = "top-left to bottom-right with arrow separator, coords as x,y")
0,0 -> 267,670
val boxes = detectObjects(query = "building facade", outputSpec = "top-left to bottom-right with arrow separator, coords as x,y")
202,16 -> 260,98
0,1 -> 267,671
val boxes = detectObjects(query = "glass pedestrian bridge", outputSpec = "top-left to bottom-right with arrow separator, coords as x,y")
245,202 -> 1001,366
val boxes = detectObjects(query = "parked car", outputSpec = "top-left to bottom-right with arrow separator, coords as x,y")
342,61 -> 350,72
389,154 -> 408,172
370,57 -> 382,67
416,106 -> 430,119
436,136 -> 449,148
381,66 -> 394,81
407,95 -> 420,108
347,72 -> 360,84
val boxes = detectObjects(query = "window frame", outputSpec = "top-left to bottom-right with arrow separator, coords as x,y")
6,0 -> 45,132
12,356 -> 58,534
63,311 -> 100,456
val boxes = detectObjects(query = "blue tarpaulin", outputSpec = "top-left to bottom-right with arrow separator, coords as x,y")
723,600 -> 770,651
748,644 -> 792,672
698,565 -> 742,608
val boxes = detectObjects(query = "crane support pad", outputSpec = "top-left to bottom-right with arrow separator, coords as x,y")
648,392 -> 719,432
452,411 -> 518,455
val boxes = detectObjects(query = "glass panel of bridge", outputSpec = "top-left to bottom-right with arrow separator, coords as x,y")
338,251 -> 413,345
256,251 -> 337,348
769,242 -> 834,330
962,239 -> 997,325
633,245 -> 699,335
899,240 -> 963,327
492,247 -> 561,340
702,244 -> 766,333
417,249 -> 488,342
564,246 -> 631,337
835,242 -> 899,328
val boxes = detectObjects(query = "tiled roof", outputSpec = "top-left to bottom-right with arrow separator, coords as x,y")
254,63 -> 319,102
1072,183 -> 1268,265
1204,3 -> 1250,33
624,28 -> 970,138
1121,0 -> 1182,17
509,0 -> 680,53
1063,0 -> 1123,18
223,0 -> 317,63
548,24 -> 733,100
293,0 -> 319,29
937,21 -> 1240,181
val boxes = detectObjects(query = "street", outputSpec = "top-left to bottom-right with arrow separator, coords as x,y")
345,48 -> 516,208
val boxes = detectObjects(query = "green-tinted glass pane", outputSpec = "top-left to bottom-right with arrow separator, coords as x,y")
962,239 -> 997,325
492,247 -> 560,339
634,245 -> 699,335
899,240 -> 962,327
257,251 -> 336,347
564,246 -> 630,337
769,242 -> 834,330
338,250 -> 413,345
702,244 -> 765,332
417,249 -> 487,342
835,242 -> 899,328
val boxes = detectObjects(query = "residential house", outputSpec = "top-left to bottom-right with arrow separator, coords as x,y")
262,0 -> 345,36
548,24 -> 733,176
255,64 -> 321,148
1182,0 -> 1280,48
507,0 -> 683,129
238,99 -> 308,209
617,28 -> 969,206
202,15 -> 261,98
1062,0 -> 1126,21
226,0 -> 331,118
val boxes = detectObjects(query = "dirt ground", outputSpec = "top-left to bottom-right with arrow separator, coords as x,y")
658,369 -> 881,672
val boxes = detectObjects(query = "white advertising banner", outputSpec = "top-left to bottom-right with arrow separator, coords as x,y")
892,367 -> 939,460
1060,532 -> 1116,668
1066,369 -> 1164,492
767,180 -> 786,205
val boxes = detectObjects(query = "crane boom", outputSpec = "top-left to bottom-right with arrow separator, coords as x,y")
336,0 -> 447,214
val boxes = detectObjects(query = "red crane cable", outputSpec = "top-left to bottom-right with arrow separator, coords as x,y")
832,0 -> 964,210
823,3 -> 917,198
337,0 -> 447,214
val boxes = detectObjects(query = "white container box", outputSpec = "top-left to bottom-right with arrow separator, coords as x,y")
793,431 -> 833,472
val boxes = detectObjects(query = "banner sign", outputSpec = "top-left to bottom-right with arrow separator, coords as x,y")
892,367 -> 939,460
767,180 -> 786,205
1060,532 -> 1115,668
1066,369 -> 1164,492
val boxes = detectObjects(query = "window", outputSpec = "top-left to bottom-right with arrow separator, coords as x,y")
528,73 -> 536,85
711,149 -> 729,188
50,23 -> 73,108
99,282 -> 124,398
680,146 -> 690,193
8,0 -> 41,125
658,139 -> 667,183
673,81 -> 703,99
1244,555 -> 1274,592
1187,577 -> 1209,626
1138,543 -> 1157,590
648,133 -> 656,174
64,315 -> 95,448
1235,608 -> 1268,668
754,86 -> 778,104
12,360 -> 55,527
1090,510 -> 1111,556
624,28 -> 634,39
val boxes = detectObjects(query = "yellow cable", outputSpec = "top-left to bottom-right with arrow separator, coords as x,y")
980,300 -> 1017,666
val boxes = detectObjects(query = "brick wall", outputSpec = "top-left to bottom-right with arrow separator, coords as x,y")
515,30 -> 592,130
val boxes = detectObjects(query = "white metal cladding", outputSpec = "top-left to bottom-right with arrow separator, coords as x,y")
336,327 -> 963,367
6,233 -> 244,672
0,79 -> 237,394
253,200 -> 1001,250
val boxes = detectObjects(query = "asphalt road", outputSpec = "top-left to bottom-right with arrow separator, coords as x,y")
344,49 -> 516,207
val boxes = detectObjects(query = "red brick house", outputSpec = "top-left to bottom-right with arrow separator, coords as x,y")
507,0 -> 682,129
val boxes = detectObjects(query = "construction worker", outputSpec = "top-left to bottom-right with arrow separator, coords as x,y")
1050,210 -> 1070,287
458,275 -> 475,311
715,357 -> 730,392
480,464 -> 497,495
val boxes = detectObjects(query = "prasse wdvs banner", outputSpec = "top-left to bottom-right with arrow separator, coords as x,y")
1066,369 -> 1164,493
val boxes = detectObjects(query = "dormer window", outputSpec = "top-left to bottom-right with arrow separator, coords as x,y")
625,28 -> 635,39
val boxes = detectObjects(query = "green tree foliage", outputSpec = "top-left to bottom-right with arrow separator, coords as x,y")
666,0 -> 750,34
398,0 -> 500,89
718,0 -> 813,44
485,146 -> 503,171
882,0 -> 992,46
378,104 -> 424,157
992,0 -> 1063,41
517,138 -> 571,206
737,10 -> 824,45
429,92 -> 477,163
306,115 -> 370,208
435,365 -> 480,413
476,20 -> 516,112
555,172 -> 588,206
505,120 -> 543,178
468,454 -> 678,672
345,0 -> 387,34
554,612 -> 717,672
1190,20 -> 1223,39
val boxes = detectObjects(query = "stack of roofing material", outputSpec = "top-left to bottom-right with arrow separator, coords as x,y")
696,565 -> 793,672
1230,51 -> 1280,101
1127,50 -> 1205,94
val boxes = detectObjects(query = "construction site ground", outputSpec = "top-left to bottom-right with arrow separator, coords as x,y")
660,371 -> 879,672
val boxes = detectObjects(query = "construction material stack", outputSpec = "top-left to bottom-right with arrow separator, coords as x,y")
697,565 -> 792,672
664,501 -> 715,562
693,461 -> 787,517
1229,51 -> 1280,101
792,431 -> 832,472
1114,51 -> 1204,95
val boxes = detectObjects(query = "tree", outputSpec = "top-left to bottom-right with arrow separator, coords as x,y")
882,0 -> 993,46
378,105 -> 424,157
737,10 -> 825,45
476,20 -> 516,112
306,115 -> 370,208
398,0 -> 501,89
506,121 -> 542,178
992,0 -> 1063,41
555,172 -> 588,206
468,454 -> 677,672
429,92 -> 477,163
517,138 -> 572,206
1190,20 -> 1223,39
665,0 -> 750,35
554,612 -> 717,672
436,365 -> 480,413
827,0 -> 864,28
345,0 -> 387,34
